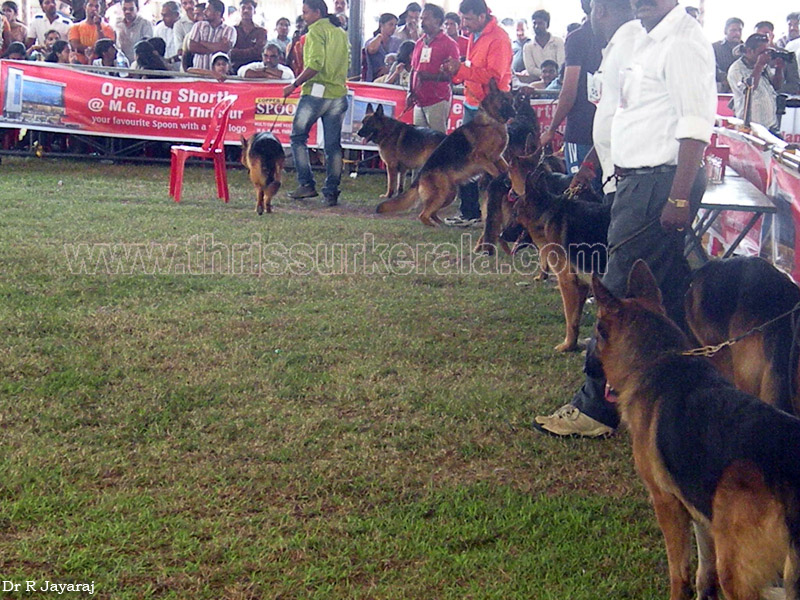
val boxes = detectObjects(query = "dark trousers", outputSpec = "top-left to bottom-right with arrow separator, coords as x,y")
572,167 -> 706,427
457,105 -> 481,220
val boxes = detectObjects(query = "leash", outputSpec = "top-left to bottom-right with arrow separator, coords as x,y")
682,301 -> 800,358
606,217 -> 661,257
269,96 -> 289,133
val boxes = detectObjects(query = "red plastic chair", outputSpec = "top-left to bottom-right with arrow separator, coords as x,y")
169,94 -> 238,203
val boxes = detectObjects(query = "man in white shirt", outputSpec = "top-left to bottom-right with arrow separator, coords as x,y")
153,0 -> 181,69
172,0 -> 195,51
26,0 -> 71,46
520,9 -> 564,81
237,42 -> 292,78
114,0 -> 153,62
728,33 -> 783,131
534,0 -> 715,439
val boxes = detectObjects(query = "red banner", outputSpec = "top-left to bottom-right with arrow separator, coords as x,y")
1,60 -> 564,150
0,60 -> 412,149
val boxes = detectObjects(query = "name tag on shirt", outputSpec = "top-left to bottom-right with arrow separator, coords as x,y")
587,71 -> 601,105
420,47 -> 432,63
311,83 -> 325,97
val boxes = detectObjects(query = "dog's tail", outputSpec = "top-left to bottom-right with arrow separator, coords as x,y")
376,183 -> 420,214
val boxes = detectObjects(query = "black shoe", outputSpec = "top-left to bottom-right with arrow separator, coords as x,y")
324,193 -> 339,207
288,185 -> 318,199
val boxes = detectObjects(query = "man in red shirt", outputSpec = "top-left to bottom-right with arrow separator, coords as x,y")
440,0 -> 511,226
444,11 -> 468,58
407,3 -> 459,133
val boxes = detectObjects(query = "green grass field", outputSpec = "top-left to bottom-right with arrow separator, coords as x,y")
0,156 -> 668,598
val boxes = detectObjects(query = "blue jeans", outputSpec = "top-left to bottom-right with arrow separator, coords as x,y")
457,105 -> 481,220
290,94 -> 348,197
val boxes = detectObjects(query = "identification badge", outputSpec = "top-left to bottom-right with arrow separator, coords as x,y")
311,83 -> 325,97
587,71 -> 601,105
465,59 -> 471,68
420,47 -> 432,63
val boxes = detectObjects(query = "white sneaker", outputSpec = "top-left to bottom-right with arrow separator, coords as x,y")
533,404 -> 615,438
443,215 -> 481,227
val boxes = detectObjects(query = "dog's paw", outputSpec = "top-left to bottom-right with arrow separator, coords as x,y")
554,341 -> 578,353
256,203 -> 264,216
379,193 -> 392,199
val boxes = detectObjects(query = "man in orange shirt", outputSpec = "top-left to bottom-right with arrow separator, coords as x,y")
68,0 -> 115,64
440,0 -> 511,226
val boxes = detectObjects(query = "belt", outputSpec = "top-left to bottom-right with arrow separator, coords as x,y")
614,165 -> 677,178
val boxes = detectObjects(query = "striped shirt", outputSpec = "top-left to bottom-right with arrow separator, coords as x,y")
610,5 -> 716,169
188,20 -> 237,70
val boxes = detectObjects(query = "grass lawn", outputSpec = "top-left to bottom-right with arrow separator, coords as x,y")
0,156 -> 668,598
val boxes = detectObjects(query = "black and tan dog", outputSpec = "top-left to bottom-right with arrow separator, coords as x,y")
514,164 -> 609,352
375,78 -> 515,226
241,132 -> 285,215
473,90 -> 541,256
685,256 -> 800,415
357,104 -> 446,198
594,259 -> 800,600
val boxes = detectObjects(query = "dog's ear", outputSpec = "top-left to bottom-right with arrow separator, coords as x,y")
375,104 -> 384,117
240,135 -> 248,150
626,260 -> 664,311
592,275 -> 622,314
365,103 -> 374,116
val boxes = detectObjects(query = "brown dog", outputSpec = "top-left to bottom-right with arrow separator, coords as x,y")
356,104 -> 446,198
514,163 -> 609,351
240,132 -> 285,215
685,256 -> 800,415
473,91 -> 541,256
594,259 -> 800,600
375,78 -> 515,226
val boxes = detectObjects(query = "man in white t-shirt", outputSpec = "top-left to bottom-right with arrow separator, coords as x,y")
237,42 -> 292,78
26,0 -> 71,46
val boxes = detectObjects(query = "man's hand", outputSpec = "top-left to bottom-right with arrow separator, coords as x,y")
441,57 -> 460,76
540,129 -> 555,149
569,162 -> 594,191
282,83 -> 296,98
405,92 -> 416,108
660,199 -> 691,232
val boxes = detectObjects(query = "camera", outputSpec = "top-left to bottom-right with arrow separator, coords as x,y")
769,48 -> 795,63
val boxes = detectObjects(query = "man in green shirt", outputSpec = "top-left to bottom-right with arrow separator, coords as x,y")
282,0 -> 350,206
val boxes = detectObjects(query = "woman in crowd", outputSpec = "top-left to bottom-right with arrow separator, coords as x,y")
2,1 -> 26,44
364,13 -> 400,81
376,39 -> 413,88
44,39 -> 71,63
131,39 -> 169,77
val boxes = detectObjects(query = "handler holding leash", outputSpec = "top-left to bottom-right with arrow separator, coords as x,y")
283,0 -> 349,207
534,0 -> 716,438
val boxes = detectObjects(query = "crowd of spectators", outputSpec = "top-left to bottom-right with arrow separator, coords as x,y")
1,0 -> 795,137
0,0 -> 302,79
712,12 -> 800,133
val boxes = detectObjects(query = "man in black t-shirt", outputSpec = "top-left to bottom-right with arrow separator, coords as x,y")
539,0 -> 603,176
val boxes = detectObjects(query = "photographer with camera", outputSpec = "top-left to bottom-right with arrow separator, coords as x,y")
728,33 -> 786,133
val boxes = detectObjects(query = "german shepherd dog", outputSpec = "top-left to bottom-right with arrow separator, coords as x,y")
685,256 -> 800,415
240,132 -> 285,215
474,90 -> 541,256
375,79 -> 515,226
514,164 -> 609,352
594,259 -> 800,600
356,104 -> 446,198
